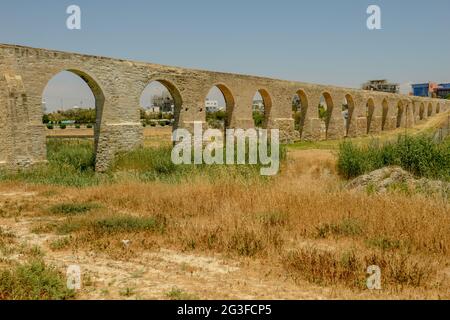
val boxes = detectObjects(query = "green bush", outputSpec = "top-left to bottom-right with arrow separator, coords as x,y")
75,125 -> 81,129
47,125 -> 54,130
47,140 -> 96,172
0,260 -> 75,300
253,111 -> 265,128
59,125 -> 67,130
337,135 -> 450,181
49,202 -> 101,216
86,124 -> 93,129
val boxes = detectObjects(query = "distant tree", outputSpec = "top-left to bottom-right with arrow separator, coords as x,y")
318,105 -> 328,121
44,108 -> 96,124
42,114 -> 50,124
252,111 -> 265,128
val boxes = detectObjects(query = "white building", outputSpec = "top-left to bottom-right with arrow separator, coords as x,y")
205,100 -> 223,113
252,99 -> 265,112
146,106 -> 161,114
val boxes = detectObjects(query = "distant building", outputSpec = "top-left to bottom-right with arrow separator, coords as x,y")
437,83 -> 450,99
146,106 -> 161,114
253,99 -> 265,112
411,82 -> 450,98
362,80 -> 399,94
151,93 -> 174,113
205,100 -> 223,113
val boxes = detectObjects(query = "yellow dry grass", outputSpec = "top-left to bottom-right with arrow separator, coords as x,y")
2,122 -> 450,300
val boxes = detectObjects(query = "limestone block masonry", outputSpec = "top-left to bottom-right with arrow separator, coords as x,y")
1,44 -> 449,171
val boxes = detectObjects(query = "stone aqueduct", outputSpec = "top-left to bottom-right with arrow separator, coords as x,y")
1,44 -> 449,171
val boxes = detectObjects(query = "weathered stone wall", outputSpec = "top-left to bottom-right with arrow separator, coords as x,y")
1,44 -> 449,171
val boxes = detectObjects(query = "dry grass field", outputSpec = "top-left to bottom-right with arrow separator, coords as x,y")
0,121 -> 449,300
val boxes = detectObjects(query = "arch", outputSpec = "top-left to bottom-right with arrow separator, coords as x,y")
396,101 -> 404,128
436,103 -> 441,114
140,79 -> 183,130
292,89 -> 308,137
381,99 -> 389,131
42,69 -> 105,152
419,102 -> 425,120
427,103 -> 433,117
343,94 -> 355,136
205,83 -> 235,129
366,98 -> 375,134
253,88 -> 273,129
320,92 -> 334,122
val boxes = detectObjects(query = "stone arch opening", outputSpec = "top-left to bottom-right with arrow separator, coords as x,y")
252,89 -> 272,129
42,70 -> 105,154
139,80 -> 182,130
419,102 -> 425,120
396,101 -> 404,128
428,103 -> 433,117
366,98 -> 375,134
342,94 -> 354,136
381,99 -> 389,131
292,89 -> 308,137
319,92 -> 333,138
436,103 -> 441,114
205,84 -> 235,130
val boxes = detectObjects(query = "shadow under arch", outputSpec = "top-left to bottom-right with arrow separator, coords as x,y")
212,83 -> 236,128
396,101 -> 404,128
366,98 -> 375,134
145,79 -> 183,130
428,103 -> 433,117
255,88 -> 273,129
293,89 -> 309,137
419,102 -> 425,120
344,93 -> 355,136
321,92 -> 334,137
381,99 -> 389,131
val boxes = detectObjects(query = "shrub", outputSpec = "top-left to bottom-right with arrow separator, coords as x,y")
0,260 -> 75,300
336,141 -> 367,179
86,124 -> 93,129
47,124 -> 54,130
49,202 -> 101,216
252,111 -> 264,128
59,125 -> 67,130
337,135 -> 450,181
47,140 -> 96,172
75,125 -> 81,129
316,218 -> 363,238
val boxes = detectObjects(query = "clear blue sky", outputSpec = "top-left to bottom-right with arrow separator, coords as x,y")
1,0 -> 449,110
